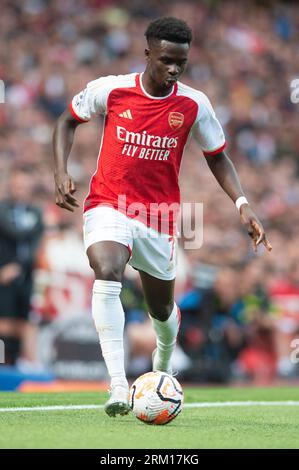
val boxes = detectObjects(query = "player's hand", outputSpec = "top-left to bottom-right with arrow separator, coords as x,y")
239,205 -> 272,253
54,172 -> 79,212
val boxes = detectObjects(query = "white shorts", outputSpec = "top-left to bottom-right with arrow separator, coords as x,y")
83,206 -> 177,281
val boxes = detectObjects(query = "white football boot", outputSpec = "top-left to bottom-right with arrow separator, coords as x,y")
104,384 -> 131,417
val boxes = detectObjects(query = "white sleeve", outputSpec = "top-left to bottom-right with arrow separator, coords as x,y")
70,77 -> 109,122
192,93 -> 226,155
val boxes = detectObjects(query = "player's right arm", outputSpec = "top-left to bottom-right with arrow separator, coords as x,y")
53,77 -> 108,211
53,109 -> 82,212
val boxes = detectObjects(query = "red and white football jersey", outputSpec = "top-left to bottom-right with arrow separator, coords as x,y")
70,73 -> 226,234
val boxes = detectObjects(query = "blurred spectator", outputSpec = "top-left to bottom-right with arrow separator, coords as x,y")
0,167 -> 43,367
269,259 -> 299,378
33,218 -> 93,321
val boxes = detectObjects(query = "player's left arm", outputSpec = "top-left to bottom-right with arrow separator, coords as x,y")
205,150 -> 272,253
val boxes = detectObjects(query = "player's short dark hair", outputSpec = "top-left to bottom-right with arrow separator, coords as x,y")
145,17 -> 193,45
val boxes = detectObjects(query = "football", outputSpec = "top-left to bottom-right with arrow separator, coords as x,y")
129,371 -> 183,425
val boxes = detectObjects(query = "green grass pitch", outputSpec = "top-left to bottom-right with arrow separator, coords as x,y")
0,386 -> 298,449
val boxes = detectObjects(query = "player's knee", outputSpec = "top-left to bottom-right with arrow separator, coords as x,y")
89,259 -> 123,282
148,301 -> 174,322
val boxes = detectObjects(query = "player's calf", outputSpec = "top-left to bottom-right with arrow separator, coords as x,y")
150,303 -> 181,375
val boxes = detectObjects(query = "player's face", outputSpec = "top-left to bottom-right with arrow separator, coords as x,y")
145,40 -> 189,90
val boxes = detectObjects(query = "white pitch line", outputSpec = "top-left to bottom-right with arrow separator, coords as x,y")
0,404 -> 103,413
0,401 -> 299,413
183,401 -> 299,408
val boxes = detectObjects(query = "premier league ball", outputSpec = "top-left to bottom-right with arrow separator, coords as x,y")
129,371 -> 183,425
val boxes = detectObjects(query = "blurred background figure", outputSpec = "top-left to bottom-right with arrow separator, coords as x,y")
0,167 -> 43,368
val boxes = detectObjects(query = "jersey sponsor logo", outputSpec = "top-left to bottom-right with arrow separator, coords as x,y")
168,112 -> 184,130
116,126 -> 178,149
116,126 -> 178,161
119,109 -> 133,119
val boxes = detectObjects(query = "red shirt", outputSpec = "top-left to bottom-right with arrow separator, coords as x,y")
70,73 -> 226,234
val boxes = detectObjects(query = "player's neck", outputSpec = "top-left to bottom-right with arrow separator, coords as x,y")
142,71 -> 173,98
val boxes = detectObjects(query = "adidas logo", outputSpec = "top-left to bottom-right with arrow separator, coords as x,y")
119,109 -> 133,119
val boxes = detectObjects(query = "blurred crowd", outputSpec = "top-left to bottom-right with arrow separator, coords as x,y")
1,0 -> 299,383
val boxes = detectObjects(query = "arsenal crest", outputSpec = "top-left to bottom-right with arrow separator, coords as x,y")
168,112 -> 184,130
